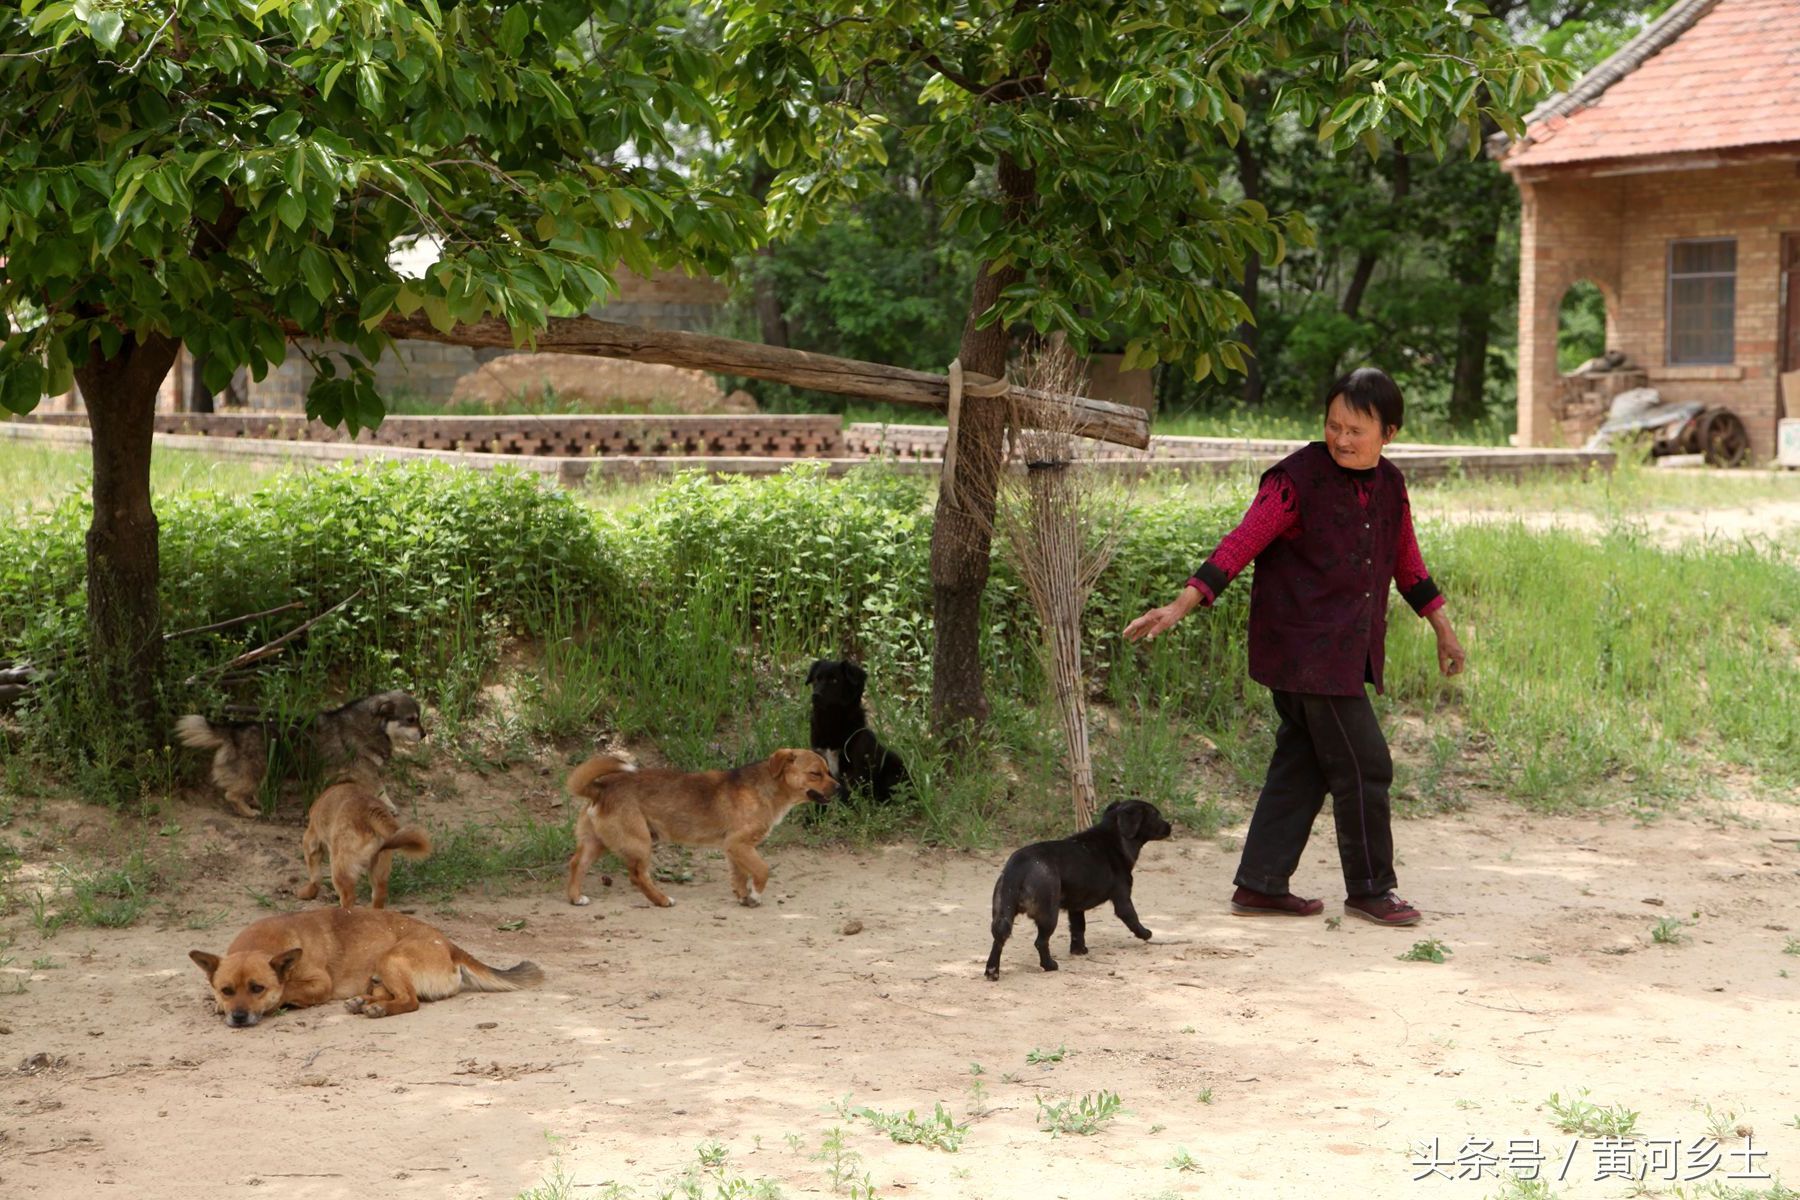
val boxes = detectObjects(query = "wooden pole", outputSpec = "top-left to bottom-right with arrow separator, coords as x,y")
372,314 -> 1150,450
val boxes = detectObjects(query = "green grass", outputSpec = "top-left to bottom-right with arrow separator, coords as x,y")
30,848 -> 170,934
388,812 -> 576,902
0,437 -> 288,514
1416,452 -> 1800,521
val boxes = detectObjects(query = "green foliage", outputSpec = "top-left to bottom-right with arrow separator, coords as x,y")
0,461 -> 611,797
1557,281 -> 1609,371
850,1102 -> 969,1152
1035,1090 -> 1124,1137
1651,917 -> 1687,946
1544,1088 -> 1641,1138
0,0 -> 757,421
718,0 -> 1570,384
1398,938 -> 1451,964
736,184 -> 980,380
388,813 -> 577,902
7,454 -> 1800,827
31,848 -> 167,934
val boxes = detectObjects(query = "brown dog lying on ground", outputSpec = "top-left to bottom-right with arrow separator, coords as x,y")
295,774 -> 431,909
190,907 -> 542,1026
564,749 -> 836,908
175,690 -> 426,817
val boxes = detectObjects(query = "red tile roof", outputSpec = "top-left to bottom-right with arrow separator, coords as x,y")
1503,0 -> 1800,170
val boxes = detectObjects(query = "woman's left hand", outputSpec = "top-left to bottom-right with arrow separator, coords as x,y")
1437,630 -> 1466,677
1426,609 -> 1465,677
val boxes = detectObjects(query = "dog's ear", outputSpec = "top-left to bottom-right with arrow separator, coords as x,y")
768,748 -> 797,774
269,947 -> 303,982
189,950 -> 221,981
374,695 -> 397,718
806,660 -> 831,684
1115,803 -> 1145,845
845,661 -> 867,689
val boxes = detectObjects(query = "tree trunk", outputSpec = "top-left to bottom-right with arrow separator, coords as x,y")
188,351 -> 215,414
1340,150 -> 1410,324
747,163 -> 790,351
1449,157 -> 1508,427
76,332 -> 181,729
929,152 -> 1033,739
1234,131 -> 1265,407
752,247 -> 790,350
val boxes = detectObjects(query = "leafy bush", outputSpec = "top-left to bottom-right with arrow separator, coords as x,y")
0,462 -> 614,800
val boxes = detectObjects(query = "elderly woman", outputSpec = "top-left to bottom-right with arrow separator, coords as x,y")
1124,368 -> 1465,926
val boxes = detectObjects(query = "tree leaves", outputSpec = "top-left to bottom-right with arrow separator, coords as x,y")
718,0 -> 1573,380
0,0 -> 761,430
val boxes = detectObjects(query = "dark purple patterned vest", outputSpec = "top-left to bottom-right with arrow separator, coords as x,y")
1247,442 -> 1405,696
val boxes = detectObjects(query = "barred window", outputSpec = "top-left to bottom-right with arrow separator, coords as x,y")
1666,238 -> 1736,365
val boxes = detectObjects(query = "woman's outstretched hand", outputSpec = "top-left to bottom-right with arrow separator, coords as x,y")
1124,587 -> 1202,642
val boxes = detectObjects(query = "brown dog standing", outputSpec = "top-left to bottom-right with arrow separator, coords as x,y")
175,690 -> 426,817
296,775 -> 431,909
190,907 -> 542,1025
564,749 -> 835,908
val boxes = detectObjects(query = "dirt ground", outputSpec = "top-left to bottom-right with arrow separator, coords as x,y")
5,480 -> 1800,1199
3,774 -> 1797,1200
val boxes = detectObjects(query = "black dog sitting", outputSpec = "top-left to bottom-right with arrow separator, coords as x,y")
984,799 -> 1173,980
806,659 -> 910,803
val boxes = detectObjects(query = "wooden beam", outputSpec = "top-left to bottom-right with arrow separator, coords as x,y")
374,314 -> 1151,450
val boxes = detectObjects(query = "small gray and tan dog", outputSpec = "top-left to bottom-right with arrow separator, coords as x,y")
176,691 -> 425,818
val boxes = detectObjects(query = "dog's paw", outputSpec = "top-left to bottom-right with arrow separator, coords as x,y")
1136,928 -> 1154,941
655,897 -> 675,908
344,996 -> 367,1013
983,967 -> 1000,981
362,1003 -> 389,1018
571,895 -> 591,907
740,892 -> 761,908
1070,945 -> 1089,956
1041,960 -> 1059,972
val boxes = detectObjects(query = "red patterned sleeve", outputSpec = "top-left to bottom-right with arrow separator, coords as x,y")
1184,470 -> 1300,604
1394,494 -> 1445,616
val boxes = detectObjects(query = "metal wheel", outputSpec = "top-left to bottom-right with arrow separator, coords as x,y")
1696,407 -> 1751,468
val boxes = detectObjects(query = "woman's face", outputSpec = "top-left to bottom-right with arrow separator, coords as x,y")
1323,395 -> 1395,470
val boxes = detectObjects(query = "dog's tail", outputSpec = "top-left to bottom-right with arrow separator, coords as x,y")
566,754 -> 635,802
174,714 -> 225,750
452,946 -> 545,992
990,865 -> 1022,942
378,826 -> 432,859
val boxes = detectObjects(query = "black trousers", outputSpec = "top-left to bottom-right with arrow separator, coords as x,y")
1233,688 -> 1398,899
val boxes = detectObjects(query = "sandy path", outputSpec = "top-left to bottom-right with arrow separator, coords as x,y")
4,791 -> 1797,1199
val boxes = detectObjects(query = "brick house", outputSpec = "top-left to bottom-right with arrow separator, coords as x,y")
1498,0 -> 1800,462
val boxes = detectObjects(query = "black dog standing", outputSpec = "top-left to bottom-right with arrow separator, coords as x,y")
805,659 -> 910,802
985,800 -> 1173,980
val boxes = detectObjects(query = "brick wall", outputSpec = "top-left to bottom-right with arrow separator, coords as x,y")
1515,174 -> 1625,449
1515,159 -> 1800,461
235,266 -> 727,410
